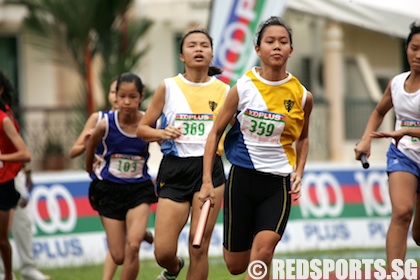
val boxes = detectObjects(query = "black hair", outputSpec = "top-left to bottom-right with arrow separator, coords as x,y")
255,16 -> 293,48
179,28 -> 222,76
207,65 -> 223,76
116,72 -> 144,95
0,71 -> 14,112
0,98 -> 5,112
406,20 -> 420,49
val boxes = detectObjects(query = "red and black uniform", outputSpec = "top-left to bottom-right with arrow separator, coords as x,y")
0,106 -> 22,210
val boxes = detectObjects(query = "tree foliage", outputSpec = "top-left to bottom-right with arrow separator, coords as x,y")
12,0 -> 153,113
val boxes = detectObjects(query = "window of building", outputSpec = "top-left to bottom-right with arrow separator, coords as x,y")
174,32 -> 183,74
0,36 -> 20,120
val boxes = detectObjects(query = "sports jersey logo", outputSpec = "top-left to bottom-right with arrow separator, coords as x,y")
401,120 -> 420,127
209,101 -> 218,111
284,99 -> 294,112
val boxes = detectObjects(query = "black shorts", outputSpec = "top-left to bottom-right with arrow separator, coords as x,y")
0,179 -> 20,211
156,155 -> 225,203
224,165 -> 291,252
89,179 -> 157,220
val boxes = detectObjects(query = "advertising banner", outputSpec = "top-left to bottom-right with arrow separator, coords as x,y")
278,164 -> 400,253
15,164 -> 416,268
208,0 -> 289,85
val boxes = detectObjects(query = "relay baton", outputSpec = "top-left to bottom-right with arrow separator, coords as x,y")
192,199 -> 211,249
360,153 -> 370,169
355,141 -> 370,169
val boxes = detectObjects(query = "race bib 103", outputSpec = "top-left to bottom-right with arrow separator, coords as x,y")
109,154 -> 145,179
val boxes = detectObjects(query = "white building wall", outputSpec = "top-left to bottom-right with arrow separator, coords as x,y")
135,0 -> 211,88
21,39 -> 58,107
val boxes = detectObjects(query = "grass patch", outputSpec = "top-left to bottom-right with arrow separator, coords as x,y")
15,257 -> 245,280
14,248 -> 420,279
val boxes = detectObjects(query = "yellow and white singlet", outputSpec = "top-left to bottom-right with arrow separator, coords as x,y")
225,67 -> 307,175
160,74 -> 229,157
